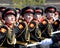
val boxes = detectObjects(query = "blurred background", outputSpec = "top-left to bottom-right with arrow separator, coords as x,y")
0,0 -> 60,9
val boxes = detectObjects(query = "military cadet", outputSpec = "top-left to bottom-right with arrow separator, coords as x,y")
18,6 -> 34,42
52,11 -> 60,31
1,8 -> 17,48
34,7 -> 51,40
45,6 -> 60,32
45,6 -> 57,32
53,11 -> 60,31
21,6 -> 40,41
38,9 -> 60,48
17,6 -> 34,40
45,6 -> 56,24
0,7 -> 6,26
34,7 -> 50,48
42,6 -> 60,48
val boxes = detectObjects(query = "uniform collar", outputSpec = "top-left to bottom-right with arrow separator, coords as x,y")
5,22 -> 14,28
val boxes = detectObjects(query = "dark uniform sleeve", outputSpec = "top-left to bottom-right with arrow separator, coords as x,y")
51,33 -> 60,43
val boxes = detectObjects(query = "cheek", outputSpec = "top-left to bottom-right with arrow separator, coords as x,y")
5,18 -> 10,23
8,17 -> 11,21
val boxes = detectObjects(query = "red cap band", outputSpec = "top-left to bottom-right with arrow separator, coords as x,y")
5,10 -> 15,15
25,9 -> 34,13
48,8 -> 55,11
35,10 -> 42,13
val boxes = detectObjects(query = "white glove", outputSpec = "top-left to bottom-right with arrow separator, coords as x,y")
39,38 -> 53,46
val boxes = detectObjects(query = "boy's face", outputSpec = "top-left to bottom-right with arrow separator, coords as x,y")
47,12 -> 55,17
46,12 -> 55,20
4,14 -> 15,24
24,13 -> 33,22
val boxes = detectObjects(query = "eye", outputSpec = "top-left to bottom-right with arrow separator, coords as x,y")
0,28 -> 7,33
